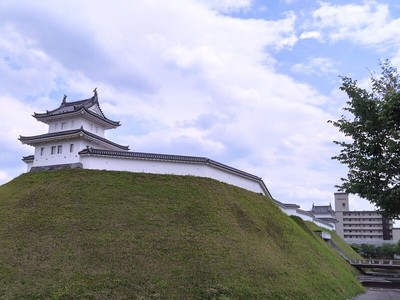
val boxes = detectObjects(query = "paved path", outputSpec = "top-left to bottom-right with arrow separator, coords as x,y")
351,288 -> 400,299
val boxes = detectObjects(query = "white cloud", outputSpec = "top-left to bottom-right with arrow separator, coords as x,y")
349,195 -> 377,211
0,95 -> 48,185
299,30 -> 322,41
292,57 -> 338,76
311,1 -> 400,49
0,96 -> 47,148
199,0 -> 252,13
0,170 -> 11,183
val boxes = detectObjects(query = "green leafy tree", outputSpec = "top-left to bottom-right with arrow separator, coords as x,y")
329,60 -> 400,218
350,243 -> 361,253
360,243 -> 375,258
380,243 -> 396,259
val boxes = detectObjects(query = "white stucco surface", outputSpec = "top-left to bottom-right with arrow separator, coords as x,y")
81,155 -> 267,195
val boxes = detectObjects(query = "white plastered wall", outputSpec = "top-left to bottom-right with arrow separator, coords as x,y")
47,117 -> 106,137
80,156 -> 266,195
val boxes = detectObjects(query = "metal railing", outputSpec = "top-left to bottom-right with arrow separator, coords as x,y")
349,259 -> 400,267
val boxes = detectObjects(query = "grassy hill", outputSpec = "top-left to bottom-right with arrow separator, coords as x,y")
303,219 -> 363,260
0,169 -> 364,299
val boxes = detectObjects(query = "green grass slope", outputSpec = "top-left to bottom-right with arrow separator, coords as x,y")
0,169 -> 364,299
303,220 -> 363,260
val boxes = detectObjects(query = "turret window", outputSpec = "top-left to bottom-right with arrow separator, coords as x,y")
51,146 -> 56,154
57,145 -> 63,154
70,144 -> 74,153
40,147 -> 44,156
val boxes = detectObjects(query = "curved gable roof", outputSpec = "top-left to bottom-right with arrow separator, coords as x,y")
33,91 -> 120,128
311,204 -> 334,213
19,127 -> 129,151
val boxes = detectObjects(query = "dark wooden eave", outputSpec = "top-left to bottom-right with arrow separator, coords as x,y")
19,128 -> 129,151
22,155 -> 34,162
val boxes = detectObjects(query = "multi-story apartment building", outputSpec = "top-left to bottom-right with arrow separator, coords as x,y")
334,192 -> 394,245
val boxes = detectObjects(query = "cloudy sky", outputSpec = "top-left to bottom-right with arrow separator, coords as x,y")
1,0 -> 400,212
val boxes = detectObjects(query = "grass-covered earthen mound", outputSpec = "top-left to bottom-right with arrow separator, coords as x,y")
0,169 -> 363,299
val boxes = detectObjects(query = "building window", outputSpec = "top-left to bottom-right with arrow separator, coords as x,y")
40,147 -> 44,156
342,203 -> 346,207
57,145 -> 62,154
51,146 -> 56,155
70,144 -> 74,153
61,122 -> 67,129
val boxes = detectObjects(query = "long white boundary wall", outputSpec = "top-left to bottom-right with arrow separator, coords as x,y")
275,202 -> 334,230
79,151 -> 270,197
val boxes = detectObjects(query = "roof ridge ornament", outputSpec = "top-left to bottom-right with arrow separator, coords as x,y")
62,94 -> 67,105
93,88 -> 98,98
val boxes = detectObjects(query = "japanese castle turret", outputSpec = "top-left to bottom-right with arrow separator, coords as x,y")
20,90 -> 272,198
19,89 -> 128,171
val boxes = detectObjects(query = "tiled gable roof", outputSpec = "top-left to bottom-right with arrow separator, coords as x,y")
33,91 -> 120,127
311,204 -> 334,213
19,127 -> 129,150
